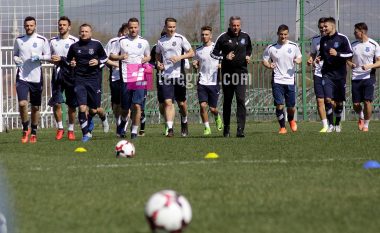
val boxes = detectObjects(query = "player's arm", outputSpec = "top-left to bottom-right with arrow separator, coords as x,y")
155,43 -> 164,71
89,43 -> 108,66
363,56 -> 380,71
39,39 -> 52,61
262,46 -> 275,69
66,44 -> 76,67
245,35 -> 252,64
346,58 -> 356,69
141,42 -> 151,64
106,59 -> 119,68
13,39 -> 23,66
210,34 -> 224,61
331,37 -> 353,58
294,45 -> 302,64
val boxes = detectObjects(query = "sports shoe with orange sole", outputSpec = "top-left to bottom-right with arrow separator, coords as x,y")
363,127 -> 369,132
55,129 -> 64,140
21,130 -> 30,143
358,119 -> 364,131
30,134 -> 37,143
278,127 -> 287,134
68,131 -> 76,141
289,120 -> 298,132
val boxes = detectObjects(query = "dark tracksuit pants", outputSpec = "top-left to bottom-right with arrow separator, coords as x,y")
222,74 -> 247,130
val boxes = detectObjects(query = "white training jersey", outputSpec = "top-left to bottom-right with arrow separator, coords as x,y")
351,38 -> 380,80
263,40 -> 302,85
113,35 -> 150,64
156,33 -> 192,79
13,33 -> 51,83
105,36 -> 121,82
50,35 -> 78,57
310,35 -> 324,77
194,43 -> 219,85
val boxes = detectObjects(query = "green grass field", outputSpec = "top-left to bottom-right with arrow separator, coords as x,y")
1,121 -> 380,233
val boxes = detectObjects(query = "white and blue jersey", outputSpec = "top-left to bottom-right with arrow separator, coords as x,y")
194,42 -> 219,86
105,36 -> 122,82
351,38 -> 380,80
310,35 -> 324,77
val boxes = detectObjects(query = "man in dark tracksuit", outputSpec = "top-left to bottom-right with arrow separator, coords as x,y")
318,17 -> 352,133
67,23 -> 108,142
211,16 -> 252,137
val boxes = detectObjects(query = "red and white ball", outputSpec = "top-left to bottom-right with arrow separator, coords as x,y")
115,140 -> 135,158
145,190 -> 192,233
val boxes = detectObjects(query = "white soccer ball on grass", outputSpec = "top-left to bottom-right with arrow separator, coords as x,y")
145,190 -> 192,233
115,140 -> 135,158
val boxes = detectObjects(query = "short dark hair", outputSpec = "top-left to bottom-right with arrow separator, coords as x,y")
229,16 -> 241,23
58,16 -> 71,26
118,23 -> 128,35
160,28 -> 167,37
80,23 -> 92,31
165,17 -> 177,25
325,17 -> 336,24
128,17 -> 139,25
201,26 -> 212,32
318,17 -> 327,25
354,22 -> 368,32
277,24 -> 289,33
24,16 -> 36,24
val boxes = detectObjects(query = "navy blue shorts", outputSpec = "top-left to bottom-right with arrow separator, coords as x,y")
321,77 -> 346,101
272,83 -> 296,107
110,79 -> 122,105
74,78 -> 100,109
197,84 -> 220,108
63,85 -> 78,108
313,75 -> 326,99
120,83 -> 146,110
352,76 -> 375,103
157,77 -> 187,103
16,79 -> 43,106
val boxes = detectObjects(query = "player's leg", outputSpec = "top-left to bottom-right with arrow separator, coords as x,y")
139,90 -> 147,136
235,80 -> 247,137
322,78 -> 335,132
118,84 -> 133,138
352,80 -> 364,130
208,85 -> 222,131
161,80 -> 175,137
29,81 -> 42,143
198,84 -> 211,135
175,79 -> 188,137
272,83 -> 286,134
16,80 -> 30,143
285,84 -> 297,132
96,107 -> 109,133
314,75 -> 328,131
332,78 -> 346,132
362,77 -> 375,131
130,90 -> 145,139
65,87 -> 78,140
222,79 -> 234,137
110,79 -> 122,133
75,83 -> 91,142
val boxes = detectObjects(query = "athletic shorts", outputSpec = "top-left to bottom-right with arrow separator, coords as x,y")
110,79 -> 122,105
313,75 -> 326,99
352,76 -> 375,103
120,82 -> 146,110
272,82 -> 296,107
322,77 -> 346,102
157,77 -> 187,103
197,84 -> 220,108
74,77 -> 100,109
16,79 -> 43,106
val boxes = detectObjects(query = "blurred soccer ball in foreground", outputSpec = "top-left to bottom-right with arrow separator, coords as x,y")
145,190 -> 192,233
115,140 -> 135,158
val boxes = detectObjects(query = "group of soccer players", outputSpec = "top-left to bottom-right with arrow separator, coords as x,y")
12,14 -> 380,143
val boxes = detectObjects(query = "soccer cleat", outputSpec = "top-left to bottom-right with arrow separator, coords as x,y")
29,134 -> 37,143
319,127 -> 328,133
21,130 -> 30,143
326,125 -> 335,133
138,130 -> 145,137
289,120 -> 297,132
335,125 -> 341,133
163,124 -> 168,136
167,128 -> 174,137
236,127 -> 245,138
278,127 -> 287,134
203,127 -> 211,136
81,133 -> 92,142
68,131 -> 76,141
55,129 -> 64,140
88,118 -> 94,132
131,133 -> 137,139
358,119 -> 364,131
223,125 -> 230,137
363,127 -> 369,132
116,124 -> 126,138
102,118 -> 110,133
215,115 -> 223,131
181,122 -> 188,137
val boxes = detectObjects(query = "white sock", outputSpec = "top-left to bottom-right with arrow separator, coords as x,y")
181,116 -> 188,123
167,121 -> 174,129
359,111 -> 364,119
68,124 -> 74,131
322,119 -> 328,128
131,125 -> 138,134
364,120 -> 370,128
204,122 -> 210,128
57,121 -> 63,129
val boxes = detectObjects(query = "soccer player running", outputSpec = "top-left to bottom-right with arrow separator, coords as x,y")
262,24 -> 302,134
347,22 -> 380,132
211,16 -> 252,138
48,16 -> 78,141
110,18 -> 151,139
13,16 -> 51,143
193,26 -> 223,135
307,17 -> 329,132
155,18 -> 194,137
66,23 -> 108,142
317,17 -> 352,133
105,24 -> 129,136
